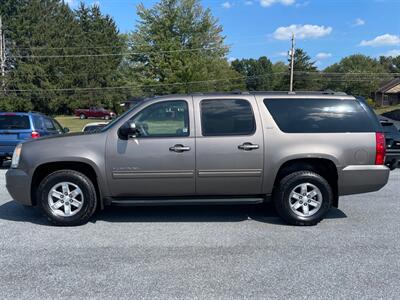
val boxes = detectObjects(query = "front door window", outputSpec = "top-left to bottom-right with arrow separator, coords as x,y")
131,100 -> 189,137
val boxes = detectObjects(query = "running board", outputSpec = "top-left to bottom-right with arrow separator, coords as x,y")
108,197 -> 265,206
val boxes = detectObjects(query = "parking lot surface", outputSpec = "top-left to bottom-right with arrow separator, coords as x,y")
0,167 -> 399,299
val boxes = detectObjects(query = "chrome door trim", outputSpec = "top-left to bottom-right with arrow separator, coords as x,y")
112,170 -> 195,179
197,169 -> 262,177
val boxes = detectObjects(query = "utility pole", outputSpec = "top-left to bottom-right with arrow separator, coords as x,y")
289,33 -> 295,92
0,16 -> 5,87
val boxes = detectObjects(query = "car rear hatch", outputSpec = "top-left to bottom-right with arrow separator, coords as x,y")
0,114 -> 32,155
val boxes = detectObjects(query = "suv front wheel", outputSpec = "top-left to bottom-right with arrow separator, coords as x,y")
37,170 -> 97,226
273,171 -> 333,226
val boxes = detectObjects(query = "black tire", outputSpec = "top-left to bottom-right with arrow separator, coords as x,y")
37,170 -> 97,226
273,171 -> 333,226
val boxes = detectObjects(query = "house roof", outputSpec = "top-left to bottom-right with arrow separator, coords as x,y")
377,78 -> 400,94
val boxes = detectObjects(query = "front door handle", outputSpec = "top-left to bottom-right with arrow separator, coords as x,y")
169,144 -> 191,153
238,143 -> 259,151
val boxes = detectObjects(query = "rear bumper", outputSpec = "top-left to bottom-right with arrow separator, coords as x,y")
338,165 -> 390,196
6,168 -> 32,206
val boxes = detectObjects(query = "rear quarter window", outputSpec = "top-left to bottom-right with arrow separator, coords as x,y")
32,116 -> 44,130
264,99 -> 377,133
0,115 -> 31,130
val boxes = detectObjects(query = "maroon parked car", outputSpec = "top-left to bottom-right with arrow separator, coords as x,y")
74,107 -> 116,120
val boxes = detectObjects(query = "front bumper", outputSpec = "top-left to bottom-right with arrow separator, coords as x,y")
338,165 -> 390,196
6,168 -> 32,206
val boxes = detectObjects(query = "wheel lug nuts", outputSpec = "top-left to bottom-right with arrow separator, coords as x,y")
299,201 -> 303,204
304,203 -> 308,206
308,200 -> 311,203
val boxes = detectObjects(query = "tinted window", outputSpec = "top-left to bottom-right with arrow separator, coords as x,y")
44,118 -> 56,131
201,99 -> 255,136
32,116 -> 43,130
131,100 -> 189,137
0,115 -> 30,130
84,125 -> 105,133
264,99 -> 376,133
52,119 -> 64,132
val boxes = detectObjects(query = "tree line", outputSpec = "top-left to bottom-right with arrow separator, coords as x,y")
0,0 -> 399,115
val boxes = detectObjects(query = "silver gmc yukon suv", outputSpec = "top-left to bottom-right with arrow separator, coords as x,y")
6,92 -> 390,226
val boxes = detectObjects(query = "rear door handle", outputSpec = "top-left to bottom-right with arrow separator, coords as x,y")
169,144 -> 191,153
238,143 -> 259,151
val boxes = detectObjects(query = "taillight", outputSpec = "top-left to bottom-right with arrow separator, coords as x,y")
31,131 -> 40,139
375,132 -> 386,165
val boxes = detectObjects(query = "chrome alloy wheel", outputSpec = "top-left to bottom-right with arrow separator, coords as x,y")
48,182 -> 84,217
289,183 -> 323,217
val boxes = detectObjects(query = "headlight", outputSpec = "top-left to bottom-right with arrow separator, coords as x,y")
11,143 -> 22,169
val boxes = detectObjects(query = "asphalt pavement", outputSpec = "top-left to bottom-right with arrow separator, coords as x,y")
0,167 -> 399,299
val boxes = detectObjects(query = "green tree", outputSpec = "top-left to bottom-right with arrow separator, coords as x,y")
126,0 -> 244,95
72,3 -> 126,113
287,48 -> 320,91
231,56 -> 273,91
271,61 -> 288,91
379,55 -> 400,74
0,1 -> 126,114
323,54 -> 389,98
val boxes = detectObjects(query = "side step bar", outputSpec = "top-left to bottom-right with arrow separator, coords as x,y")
107,197 -> 266,207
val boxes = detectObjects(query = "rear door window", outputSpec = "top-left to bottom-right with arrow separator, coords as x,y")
0,115 -> 30,130
264,99 -> 376,133
201,99 -> 256,136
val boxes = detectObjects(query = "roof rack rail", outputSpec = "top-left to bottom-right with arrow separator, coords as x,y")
28,111 -> 44,115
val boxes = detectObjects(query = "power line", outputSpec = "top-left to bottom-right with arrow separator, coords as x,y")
0,72 -> 396,95
3,71 -> 398,82
0,73 -> 286,94
11,46 -> 224,59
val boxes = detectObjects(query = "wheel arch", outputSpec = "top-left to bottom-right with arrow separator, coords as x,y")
273,158 -> 339,207
31,161 -> 103,209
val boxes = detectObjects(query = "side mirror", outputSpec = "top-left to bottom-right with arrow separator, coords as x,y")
118,121 -> 139,139
64,127 -> 70,133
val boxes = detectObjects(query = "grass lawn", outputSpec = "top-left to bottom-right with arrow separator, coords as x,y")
55,116 -> 106,132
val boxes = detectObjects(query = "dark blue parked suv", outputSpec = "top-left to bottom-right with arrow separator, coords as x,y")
0,112 -> 68,167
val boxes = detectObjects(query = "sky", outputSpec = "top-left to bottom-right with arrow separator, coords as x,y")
67,0 -> 400,69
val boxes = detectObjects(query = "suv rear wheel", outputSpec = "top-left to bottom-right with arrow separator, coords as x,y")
37,170 -> 97,226
273,171 -> 333,226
